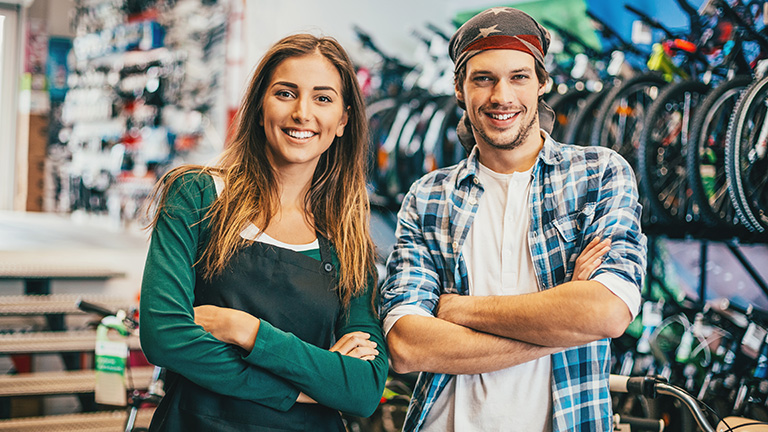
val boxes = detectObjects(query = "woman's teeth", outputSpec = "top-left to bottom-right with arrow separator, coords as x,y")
286,130 -> 316,139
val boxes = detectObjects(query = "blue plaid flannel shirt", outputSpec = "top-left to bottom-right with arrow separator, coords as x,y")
380,135 -> 647,431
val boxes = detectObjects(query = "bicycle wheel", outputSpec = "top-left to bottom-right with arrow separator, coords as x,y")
590,72 -> 669,169
562,88 -> 608,146
367,98 -> 399,206
638,80 -> 710,226
725,75 -> 768,233
686,76 -> 752,230
547,88 -> 591,142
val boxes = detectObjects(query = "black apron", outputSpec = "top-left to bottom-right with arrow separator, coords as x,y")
149,236 -> 345,432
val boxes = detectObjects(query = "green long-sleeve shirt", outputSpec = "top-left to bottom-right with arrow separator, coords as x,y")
139,172 -> 388,418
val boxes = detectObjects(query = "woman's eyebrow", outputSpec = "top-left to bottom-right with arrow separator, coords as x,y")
271,81 -> 339,95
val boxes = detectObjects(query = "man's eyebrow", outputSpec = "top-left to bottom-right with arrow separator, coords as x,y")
271,81 -> 339,95
469,67 -> 533,76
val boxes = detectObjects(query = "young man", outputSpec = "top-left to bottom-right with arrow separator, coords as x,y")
380,7 -> 647,432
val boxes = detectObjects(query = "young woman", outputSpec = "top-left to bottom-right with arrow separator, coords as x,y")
139,34 -> 387,431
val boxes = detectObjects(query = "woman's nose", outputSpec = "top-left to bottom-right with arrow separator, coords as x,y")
292,97 -> 311,122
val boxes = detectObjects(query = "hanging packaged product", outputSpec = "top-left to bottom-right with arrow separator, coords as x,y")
94,313 -> 130,406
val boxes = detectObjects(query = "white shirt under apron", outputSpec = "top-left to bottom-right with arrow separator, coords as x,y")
421,163 -> 552,432
212,175 -> 319,249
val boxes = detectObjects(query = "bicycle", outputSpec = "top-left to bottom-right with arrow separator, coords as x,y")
611,374 -> 768,431
639,0 -> 768,230
76,298 -> 164,432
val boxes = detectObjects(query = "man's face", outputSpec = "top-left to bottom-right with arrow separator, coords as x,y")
456,49 -> 545,152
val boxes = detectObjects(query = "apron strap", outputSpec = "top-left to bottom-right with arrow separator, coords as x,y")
317,235 -> 336,278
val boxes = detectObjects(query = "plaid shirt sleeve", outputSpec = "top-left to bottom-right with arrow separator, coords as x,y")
380,177 -> 444,321
590,148 -> 647,291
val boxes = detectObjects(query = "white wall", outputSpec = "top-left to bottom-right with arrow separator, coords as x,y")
0,4 -> 21,211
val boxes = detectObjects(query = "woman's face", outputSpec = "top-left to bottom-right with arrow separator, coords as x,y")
261,52 -> 348,172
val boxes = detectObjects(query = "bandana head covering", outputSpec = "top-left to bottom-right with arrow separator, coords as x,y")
449,7 -> 555,151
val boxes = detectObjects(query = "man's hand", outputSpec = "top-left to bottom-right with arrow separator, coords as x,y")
573,237 -> 611,281
437,237 -> 611,324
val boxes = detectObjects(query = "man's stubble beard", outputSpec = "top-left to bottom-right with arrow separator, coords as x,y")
473,109 -> 539,151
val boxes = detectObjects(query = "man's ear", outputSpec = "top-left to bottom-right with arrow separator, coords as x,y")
455,82 -> 465,104
538,82 -> 546,97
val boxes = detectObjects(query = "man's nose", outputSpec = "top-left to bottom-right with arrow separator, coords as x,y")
490,81 -> 516,106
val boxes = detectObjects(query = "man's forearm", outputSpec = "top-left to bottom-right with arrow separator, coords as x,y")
387,315 -> 562,375
437,281 -> 632,347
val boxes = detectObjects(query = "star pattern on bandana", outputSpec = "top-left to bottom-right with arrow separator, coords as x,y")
483,7 -> 514,16
477,24 -> 501,39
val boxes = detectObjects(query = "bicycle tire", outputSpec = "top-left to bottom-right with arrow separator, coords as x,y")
725,75 -> 768,233
546,88 -> 591,142
367,98 -> 400,206
638,79 -> 710,226
590,72 -> 669,169
686,76 -> 752,230
562,87 -> 608,146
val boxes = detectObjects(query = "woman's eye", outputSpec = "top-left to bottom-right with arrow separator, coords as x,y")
317,95 -> 333,103
276,90 -> 294,98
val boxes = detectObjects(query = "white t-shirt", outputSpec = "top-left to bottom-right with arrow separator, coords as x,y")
421,163 -> 552,432
381,159 -> 641,430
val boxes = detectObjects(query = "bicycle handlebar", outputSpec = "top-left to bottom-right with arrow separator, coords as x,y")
585,9 -> 646,57
610,374 -> 715,432
76,298 -> 118,318
624,4 -> 676,39
76,297 -> 139,330
614,414 -> 665,432
541,19 -> 600,58
674,0 -> 704,38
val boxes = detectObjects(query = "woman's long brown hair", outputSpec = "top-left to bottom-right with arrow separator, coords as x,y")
147,34 -> 377,310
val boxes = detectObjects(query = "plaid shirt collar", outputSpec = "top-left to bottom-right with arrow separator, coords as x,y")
455,132 -> 562,189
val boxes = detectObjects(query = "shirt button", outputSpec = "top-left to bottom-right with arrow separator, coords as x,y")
469,198 -> 477,205
452,241 -> 459,250
473,177 -> 479,184
324,262 -> 334,273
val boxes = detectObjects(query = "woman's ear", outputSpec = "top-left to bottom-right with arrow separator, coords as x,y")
336,106 -> 350,137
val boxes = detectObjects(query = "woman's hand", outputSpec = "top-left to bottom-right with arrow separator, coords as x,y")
573,237 -> 611,281
329,331 -> 379,361
194,305 -> 260,351
295,332 -> 377,404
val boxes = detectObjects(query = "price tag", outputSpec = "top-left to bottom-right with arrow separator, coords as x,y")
642,301 -> 663,328
631,21 -> 653,46
742,323 -> 767,359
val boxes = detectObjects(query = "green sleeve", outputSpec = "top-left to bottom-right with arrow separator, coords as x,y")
244,276 -> 389,418
139,172 -> 299,411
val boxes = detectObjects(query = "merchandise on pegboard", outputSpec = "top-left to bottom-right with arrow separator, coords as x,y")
58,0 -> 229,228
